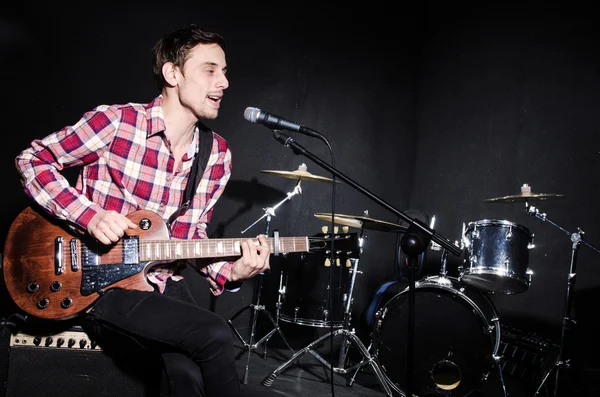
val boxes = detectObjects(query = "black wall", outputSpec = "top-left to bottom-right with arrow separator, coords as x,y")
1,1 -> 599,379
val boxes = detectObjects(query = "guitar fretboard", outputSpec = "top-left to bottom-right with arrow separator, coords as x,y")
138,236 -> 309,261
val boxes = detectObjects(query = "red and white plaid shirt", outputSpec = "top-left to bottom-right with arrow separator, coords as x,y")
16,95 -> 234,295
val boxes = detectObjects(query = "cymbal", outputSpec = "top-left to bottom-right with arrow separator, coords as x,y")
314,213 -> 408,233
261,164 -> 341,183
484,192 -> 565,203
484,184 -> 565,203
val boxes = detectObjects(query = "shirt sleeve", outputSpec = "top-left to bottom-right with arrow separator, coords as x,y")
195,260 -> 238,295
15,105 -> 120,231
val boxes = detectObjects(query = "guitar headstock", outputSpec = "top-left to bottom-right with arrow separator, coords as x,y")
308,232 -> 361,259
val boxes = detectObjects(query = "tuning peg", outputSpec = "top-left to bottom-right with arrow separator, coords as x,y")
336,258 -> 341,267
346,259 -> 351,267
334,226 -> 339,234
324,258 -> 331,267
321,226 -> 328,233
342,226 -> 349,233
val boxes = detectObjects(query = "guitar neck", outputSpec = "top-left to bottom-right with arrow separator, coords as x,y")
138,236 -> 309,262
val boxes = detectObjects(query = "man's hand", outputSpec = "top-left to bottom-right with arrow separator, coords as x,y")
228,235 -> 271,282
87,209 -> 138,245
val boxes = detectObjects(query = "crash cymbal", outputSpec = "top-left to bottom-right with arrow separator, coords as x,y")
484,184 -> 565,203
314,213 -> 408,233
261,163 -> 341,183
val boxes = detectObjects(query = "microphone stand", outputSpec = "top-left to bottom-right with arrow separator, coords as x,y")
268,130 -> 461,397
528,204 -> 600,397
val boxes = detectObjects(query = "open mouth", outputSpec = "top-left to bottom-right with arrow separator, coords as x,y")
207,95 -> 222,105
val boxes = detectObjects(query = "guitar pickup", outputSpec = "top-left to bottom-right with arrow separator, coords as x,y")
70,238 -> 79,272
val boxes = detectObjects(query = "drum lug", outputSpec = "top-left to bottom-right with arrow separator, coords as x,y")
506,226 -> 513,240
528,233 -> 536,249
469,255 -> 478,266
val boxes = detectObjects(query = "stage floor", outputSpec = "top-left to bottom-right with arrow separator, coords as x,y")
230,323 -> 545,397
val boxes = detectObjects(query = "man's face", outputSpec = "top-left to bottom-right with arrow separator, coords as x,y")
176,43 -> 229,120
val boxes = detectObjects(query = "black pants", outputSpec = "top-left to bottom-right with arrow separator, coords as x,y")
84,278 -> 240,397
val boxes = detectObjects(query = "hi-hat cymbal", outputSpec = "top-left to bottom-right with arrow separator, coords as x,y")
261,163 -> 341,183
314,213 -> 408,233
484,184 -> 565,203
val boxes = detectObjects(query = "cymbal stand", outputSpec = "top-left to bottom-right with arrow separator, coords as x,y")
528,204 -> 600,397
227,180 -> 301,383
262,231 -> 393,397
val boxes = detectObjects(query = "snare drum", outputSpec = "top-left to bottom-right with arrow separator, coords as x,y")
460,219 -> 534,294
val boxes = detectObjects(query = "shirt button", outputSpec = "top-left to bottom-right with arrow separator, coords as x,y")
160,202 -> 165,207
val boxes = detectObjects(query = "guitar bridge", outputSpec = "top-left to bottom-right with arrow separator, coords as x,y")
54,236 -> 64,275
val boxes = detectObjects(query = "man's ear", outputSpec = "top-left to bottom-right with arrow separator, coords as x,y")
162,62 -> 179,87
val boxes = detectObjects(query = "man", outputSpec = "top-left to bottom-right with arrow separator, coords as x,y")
14,24 -> 270,396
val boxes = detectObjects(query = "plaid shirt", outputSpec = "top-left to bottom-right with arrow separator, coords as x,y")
16,95 -> 234,295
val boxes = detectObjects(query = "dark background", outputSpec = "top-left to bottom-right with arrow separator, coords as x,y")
1,0 -> 599,392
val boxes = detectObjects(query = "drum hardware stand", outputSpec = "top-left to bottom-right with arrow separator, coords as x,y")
527,204 -> 600,397
264,129 -> 461,395
262,249 -> 394,397
227,181 -> 301,384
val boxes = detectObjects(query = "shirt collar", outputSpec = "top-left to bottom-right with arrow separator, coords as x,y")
145,95 -> 167,138
145,94 -> 200,159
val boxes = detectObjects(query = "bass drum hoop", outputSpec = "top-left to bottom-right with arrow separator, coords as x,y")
372,277 -> 501,396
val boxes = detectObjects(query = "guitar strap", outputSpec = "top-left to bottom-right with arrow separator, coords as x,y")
167,122 -> 214,229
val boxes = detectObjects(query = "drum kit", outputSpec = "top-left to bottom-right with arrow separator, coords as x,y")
229,164 -> 596,397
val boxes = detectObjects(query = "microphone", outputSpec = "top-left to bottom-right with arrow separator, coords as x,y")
244,107 -> 322,139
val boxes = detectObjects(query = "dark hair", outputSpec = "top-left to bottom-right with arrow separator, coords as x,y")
152,24 -> 227,91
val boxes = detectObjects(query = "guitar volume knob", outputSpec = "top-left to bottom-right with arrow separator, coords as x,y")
61,297 -> 73,309
50,281 -> 62,292
37,298 -> 50,309
27,283 -> 40,293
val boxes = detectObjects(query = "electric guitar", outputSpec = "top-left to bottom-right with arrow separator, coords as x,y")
3,206 -> 360,321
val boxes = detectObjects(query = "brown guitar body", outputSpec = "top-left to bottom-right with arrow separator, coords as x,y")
3,206 -> 167,320
3,206 -> 346,321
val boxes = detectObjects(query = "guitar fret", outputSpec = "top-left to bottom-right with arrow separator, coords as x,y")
139,236 -> 311,262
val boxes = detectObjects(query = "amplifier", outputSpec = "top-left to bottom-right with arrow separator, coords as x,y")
0,321 -> 161,397
9,328 -> 101,350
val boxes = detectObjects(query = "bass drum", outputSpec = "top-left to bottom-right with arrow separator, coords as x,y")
372,276 -> 501,396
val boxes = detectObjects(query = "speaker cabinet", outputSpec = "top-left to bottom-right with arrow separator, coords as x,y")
0,322 -> 161,397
